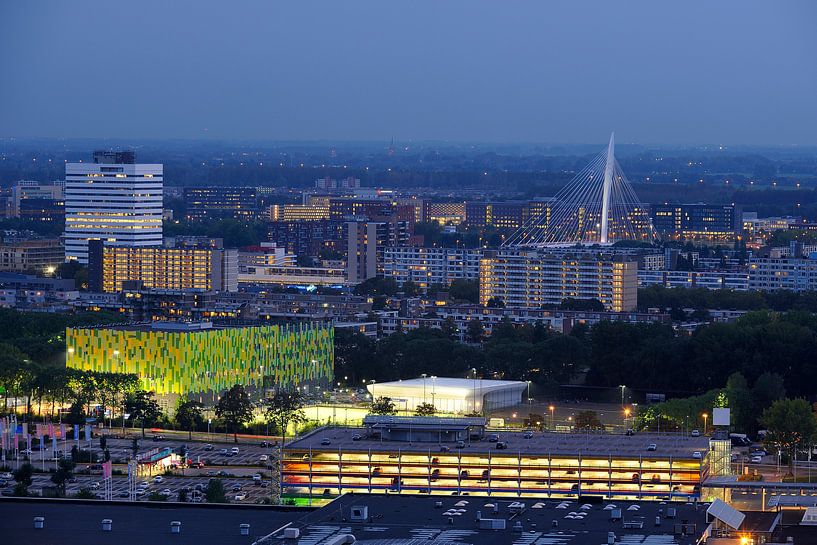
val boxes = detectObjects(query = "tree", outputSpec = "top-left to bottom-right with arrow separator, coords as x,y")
414,402 -> 437,416
131,437 -> 139,458
205,478 -> 229,503
51,458 -> 76,496
574,410 -> 604,431
215,384 -> 255,443
449,279 -> 479,304
125,390 -> 163,438
440,317 -> 459,340
12,462 -> 34,496
402,280 -> 419,297
370,396 -> 397,416
760,398 -> 817,475
486,296 -> 505,308
175,398 -> 205,440
74,488 -> 97,499
263,390 -> 305,442
465,318 -> 484,344
559,298 -> 605,311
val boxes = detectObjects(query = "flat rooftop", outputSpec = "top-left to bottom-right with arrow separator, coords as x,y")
287,493 -> 708,545
286,427 -> 711,459
0,498 -> 300,545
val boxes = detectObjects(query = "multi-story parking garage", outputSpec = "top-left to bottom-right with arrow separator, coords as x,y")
282,417 -> 711,505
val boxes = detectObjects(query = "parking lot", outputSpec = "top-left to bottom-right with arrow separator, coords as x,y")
1,434 -> 283,505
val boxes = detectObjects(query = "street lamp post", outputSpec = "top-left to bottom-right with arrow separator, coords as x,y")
421,374 -> 427,404
526,381 -> 532,408
619,385 -> 626,407
624,408 -> 631,432
702,413 -> 708,435
549,405 -> 555,431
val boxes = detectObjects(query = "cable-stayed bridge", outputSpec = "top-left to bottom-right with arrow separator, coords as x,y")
503,133 -> 656,247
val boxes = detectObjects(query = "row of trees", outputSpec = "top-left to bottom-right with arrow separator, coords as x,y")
337,310 -> 817,398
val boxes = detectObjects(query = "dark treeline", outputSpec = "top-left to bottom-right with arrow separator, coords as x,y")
639,285 -> 817,313
336,310 -> 817,399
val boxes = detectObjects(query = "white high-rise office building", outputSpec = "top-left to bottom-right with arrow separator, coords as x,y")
64,151 -> 163,263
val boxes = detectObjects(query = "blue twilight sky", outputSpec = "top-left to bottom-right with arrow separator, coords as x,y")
1,1 -> 816,145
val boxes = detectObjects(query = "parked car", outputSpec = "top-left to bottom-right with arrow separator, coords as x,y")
750,455 -> 763,463
259,455 -> 268,462
230,447 -> 240,455
646,444 -> 657,451
252,474 -> 262,482
693,451 -> 702,459
235,493 -> 247,501
488,434 -> 499,443
456,441 -> 465,449
320,438 -> 331,446
219,449 -> 228,455
523,431 -> 533,439
691,429 -> 701,437
161,488 -> 172,496
203,444 -> 214,451
232,484 -> 242,491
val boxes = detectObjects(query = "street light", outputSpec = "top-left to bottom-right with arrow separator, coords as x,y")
549,405 -> 555,430
624,407 -> 631,432
619,385 -> 626,407
526,381 -> 532,407
702,413 -> 708,435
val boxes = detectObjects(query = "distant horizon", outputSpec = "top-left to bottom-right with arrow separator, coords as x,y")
3,135 -> 817,153
3,1 -> 817,146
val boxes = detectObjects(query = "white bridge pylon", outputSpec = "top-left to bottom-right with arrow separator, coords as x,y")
504,132 -> 656,247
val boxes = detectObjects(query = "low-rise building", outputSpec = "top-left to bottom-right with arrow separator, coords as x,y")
0,238 -> 64,275
638,270 -> 750,291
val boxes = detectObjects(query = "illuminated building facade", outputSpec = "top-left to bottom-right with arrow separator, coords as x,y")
479,250 -> 637,311
424,202 -> 466,226
282,421 -> 708,505
651,204 -> 740,242
64,151 -> 163,263
87,240 -> 238,293
184,186 -> 258,221
280,204 -> 331,222
66,321 -> 334,395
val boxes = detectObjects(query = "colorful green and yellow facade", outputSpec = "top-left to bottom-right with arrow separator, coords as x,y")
66,323 -> 334,395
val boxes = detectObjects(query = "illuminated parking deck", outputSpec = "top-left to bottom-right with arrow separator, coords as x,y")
283,427 -> 710,505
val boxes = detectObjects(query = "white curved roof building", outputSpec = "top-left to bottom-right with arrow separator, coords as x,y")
366,376 -> 526,414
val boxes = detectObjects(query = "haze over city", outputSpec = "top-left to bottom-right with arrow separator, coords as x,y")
2,1 -> 817,145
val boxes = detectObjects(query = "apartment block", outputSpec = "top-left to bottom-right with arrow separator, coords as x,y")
479,249 -> 638,311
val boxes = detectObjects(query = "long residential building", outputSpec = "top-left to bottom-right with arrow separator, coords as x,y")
638,270 -> 750,291
382,247 -> 482,288
87,239 -> 238,293
64,151 -> 163,263
380,305 -> 668,339
479,249 -> 638,311
347,220 -> 410,283
748,256 -> 817,292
